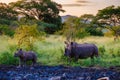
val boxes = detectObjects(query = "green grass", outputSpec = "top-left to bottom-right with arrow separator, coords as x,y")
0,35 -> 120,67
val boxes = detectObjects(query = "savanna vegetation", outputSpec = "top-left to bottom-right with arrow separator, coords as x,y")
0,0 -> 120,68
0,35 -> 120,67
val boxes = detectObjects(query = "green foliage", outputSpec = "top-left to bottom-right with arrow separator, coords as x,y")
104,26 -> 120,37
0,1 -> 64,34
110,26 -> 120,36
0,19 -> 11,25
76,29 -> 90,38
0,44 -> 18,65
99,46 -> 106,57
0,3 -> 18,36
80,14 -> 94,24
14,24 -> 45,50
0,51 -> 18,65
0,35 -> 120,67
96,5 -> 120,37
79,14 -> 104,36
104,31 -> 114,37
10,0 -> 64,33
116,49 -> 120,57
37,21 -> 58,34
60,14 -> 104,40
86,27 -> 103,36
61,17 -> 90,40
97,5 -> 120,21
0,25 -> 14,36
0,3 -> 18,25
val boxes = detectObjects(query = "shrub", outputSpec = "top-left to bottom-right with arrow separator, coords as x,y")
104,31 -> 114,37
14,24 -> 45,50
37,21 -> 59,34
0,51 -> 18,65
86,27 -> 104,36
76,29 -> 90,39
0,25 -> 14,36
116,49 -> 120,57
99,46 -> 106,56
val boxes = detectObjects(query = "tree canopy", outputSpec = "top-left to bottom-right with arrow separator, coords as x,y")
14,24 -> 45,50
96,5 -> 120,38
80,14 -> 103,36
80,14 -> 94,24
61,16 -> 90,41
96,5 -> 120,26
0,3 -> 18,25
10,0 -> 65,33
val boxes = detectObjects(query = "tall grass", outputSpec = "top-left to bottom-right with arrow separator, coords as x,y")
0,36 -> 18,65
0,35 -> 120,67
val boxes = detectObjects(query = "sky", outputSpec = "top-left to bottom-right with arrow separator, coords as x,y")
0,0 -> 120,17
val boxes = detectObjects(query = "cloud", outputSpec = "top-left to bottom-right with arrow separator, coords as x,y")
76,0 -> 90,3
62,3 -> 84,7
61,0 -> 90,7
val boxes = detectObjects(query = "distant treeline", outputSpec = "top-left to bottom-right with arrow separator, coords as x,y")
0,1 -> 120,39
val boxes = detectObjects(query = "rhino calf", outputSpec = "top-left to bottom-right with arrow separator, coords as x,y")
14,49 -> 37,67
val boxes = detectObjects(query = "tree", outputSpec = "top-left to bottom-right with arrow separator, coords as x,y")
10,0 -> 64,33
0,3 -> 18,36
14,24 -> 45,50
79,14 -> 104,36
80,14 -> 94,24
62,17 -> 90,41
0,25 -> 15,36
0,3 -> 18,25
37,21 -> 58,34
96,5 -> 120,39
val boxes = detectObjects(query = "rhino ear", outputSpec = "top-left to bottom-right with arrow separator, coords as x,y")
19,48 -> 22,51
71,42 -> 76,47
71,42 -> 73,45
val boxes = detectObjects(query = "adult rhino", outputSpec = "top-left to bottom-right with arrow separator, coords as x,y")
64,41 -> 99,62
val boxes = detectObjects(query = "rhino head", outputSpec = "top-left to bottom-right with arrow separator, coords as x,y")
14,48 -> 23,57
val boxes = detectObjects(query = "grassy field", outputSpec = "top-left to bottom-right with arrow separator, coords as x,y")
0,35 -> 120,67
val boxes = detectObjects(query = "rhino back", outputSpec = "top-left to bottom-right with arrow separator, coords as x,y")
72,44 -> 96,58
23,51 -> 37,60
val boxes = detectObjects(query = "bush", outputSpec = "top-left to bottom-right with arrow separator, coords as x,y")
37,21 -> 59,34
0,51 -> 18,65
0,43 -> 18,65
99,46 -> 106,56
14,24 -> 45,50
86,27 -> 104,36
104,31 -> 114,37
0,25 -> 15,36
76,29 -> 90,39
116,49 -> 120,57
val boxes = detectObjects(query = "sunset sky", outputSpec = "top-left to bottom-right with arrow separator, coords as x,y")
0,0 -> 120,17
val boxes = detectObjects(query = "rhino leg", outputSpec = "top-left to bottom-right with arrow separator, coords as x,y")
19,59 -> 21,66
23,60 -> 27,67
31,58 -> 37,66
17,59 -> 23,68
74,56 -> 79,62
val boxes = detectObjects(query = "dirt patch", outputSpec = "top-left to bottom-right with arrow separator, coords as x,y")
0,65 -> 120,80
